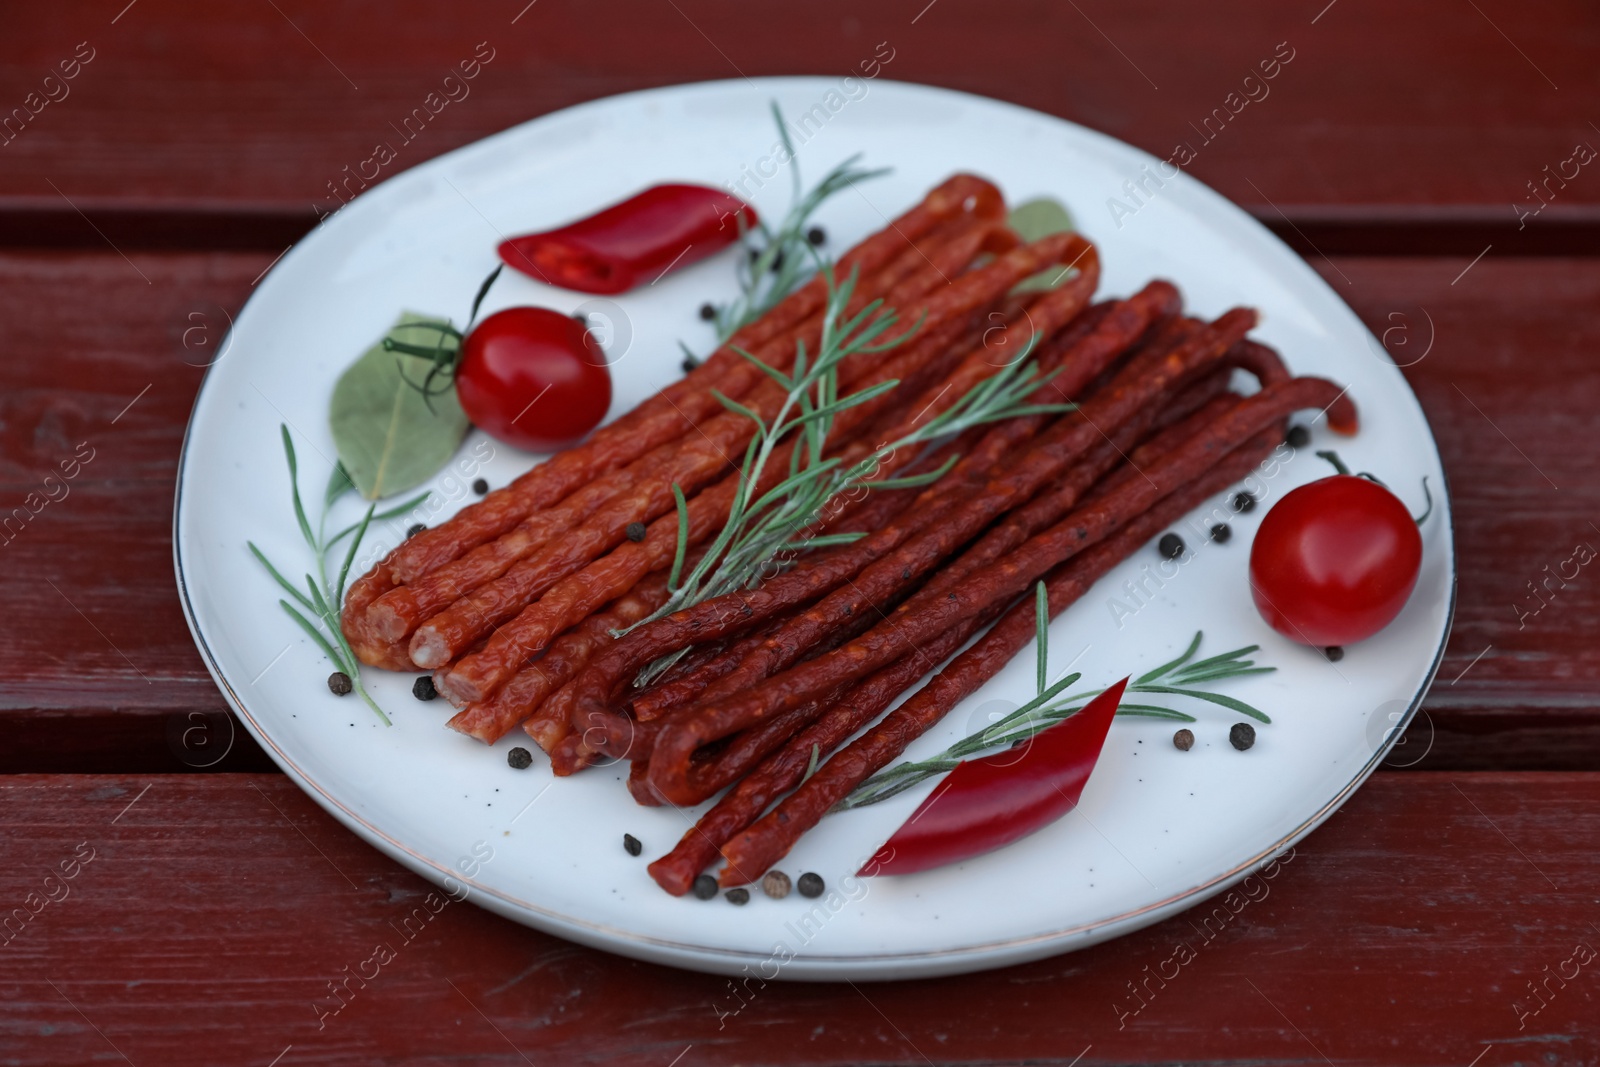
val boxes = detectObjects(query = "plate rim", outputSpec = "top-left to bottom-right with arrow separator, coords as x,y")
171,74 -> 1458,979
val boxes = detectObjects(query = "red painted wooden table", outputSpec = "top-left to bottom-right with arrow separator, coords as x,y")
3,2 -> 1597,1064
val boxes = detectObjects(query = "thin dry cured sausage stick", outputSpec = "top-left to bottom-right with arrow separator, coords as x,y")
445,573 -> 672,746
646,373 -> 1355,804
377,174 -> 1003,586
406,226 -> 1051,672
365,446 -> 683,643
715,422 -> 1290,885
432,233 -> 1102,702
647,599 -> 1010,894
339,561 -> 415,671
568,288 -> 1177,757
357,213 -> 1008,653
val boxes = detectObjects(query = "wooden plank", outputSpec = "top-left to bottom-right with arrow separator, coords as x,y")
0,250 -> 278,773
2,250 -> 1596,770
1312,256 -> 1600,769
1,0 -> 1596,233
1,772 -> 1595,1065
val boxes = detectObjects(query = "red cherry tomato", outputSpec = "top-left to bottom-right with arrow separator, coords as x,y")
1248,474 -> 1422,647
456,307 -> 611,452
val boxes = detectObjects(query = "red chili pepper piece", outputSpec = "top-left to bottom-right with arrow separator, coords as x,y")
497,184 -> 758,294
859,677 -> 1129,878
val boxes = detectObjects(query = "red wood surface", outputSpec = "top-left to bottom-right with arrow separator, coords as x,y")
1,0 -> 1597,246
3,251 -> 1596,772
3,772 -> 1597,1066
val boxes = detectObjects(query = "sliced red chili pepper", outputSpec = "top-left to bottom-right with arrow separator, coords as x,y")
498,183 -> 757,295
859,677 -> 1129,877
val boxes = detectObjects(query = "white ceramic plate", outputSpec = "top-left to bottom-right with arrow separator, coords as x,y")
174,77 -> 1454,980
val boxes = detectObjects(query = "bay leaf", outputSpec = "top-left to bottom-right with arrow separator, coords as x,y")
1007,197 -> 1078,292
329,313 -> 470,501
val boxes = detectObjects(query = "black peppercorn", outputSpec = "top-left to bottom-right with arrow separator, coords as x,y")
770,249 -> 785,273
327,671 -> 353,696
472,478 -> 489,496
681,355 -> 701,373
726,888 -> 750,905
1158,533 -> 1185,560
623,833 -> 642,857
1324,645 -> 1345,662
1285,424 -> 1310,449
1173,728 -> 1194,751
413,675 -> 437,701
692,874 -> 718,900
1232,491 -> 1257,514
797,872 -> 825,898
407,523 -> 426,538
1229,723 -> 1256,751
1210,523 -> 1232,544
698,303 -> 717,322
507,747 -> 533,770
625,521 -> 647,543
807,226 -> 826,246
572,312 -> 588,326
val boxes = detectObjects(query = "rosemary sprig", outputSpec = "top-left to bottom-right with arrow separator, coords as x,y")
248,424 -> 429,725
619,266 -> 1075,683
835,585 -> 1275,810
701,102 -> 889,346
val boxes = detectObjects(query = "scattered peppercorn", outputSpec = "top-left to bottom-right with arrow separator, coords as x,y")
407,523 -> 426,538
692,874 -> 718,900
725,888 -> 750,905
507,747 -> 533,770
1229,723 -> 1256,751
327,671 -> 353,696
572,312 -> 588,326
762,870 -> 792,899
770,249 -> 785,272
1158,533 -> 1185,560
797,872 -> 825,898
807,226 -> 826,246
1324,645 -> 1345,662
1286,424 -> 1310,449
698,302 -> 717,322
625,521 -> 647,542
472,478 -> 489,496
1232,491 -> 1257,514
623,833 -> 642,857
1173,728 -> 1195,751
681,355 -> 701,373
1210,523 -> 1232,544
413,675 -> 437,701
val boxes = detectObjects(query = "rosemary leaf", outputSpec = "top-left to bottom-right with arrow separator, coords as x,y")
249,542 -> 317,614
1135,632 -> 1204,685
667,483 -> 690,592
1134,684 -> 1273,724
1034,581 -> 1049,696
279,599 -> 347,670
335,503 -> 376,607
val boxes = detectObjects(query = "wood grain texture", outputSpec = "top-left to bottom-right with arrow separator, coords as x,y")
1,772 -> 1596,1066
0,0 -> 1596,224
